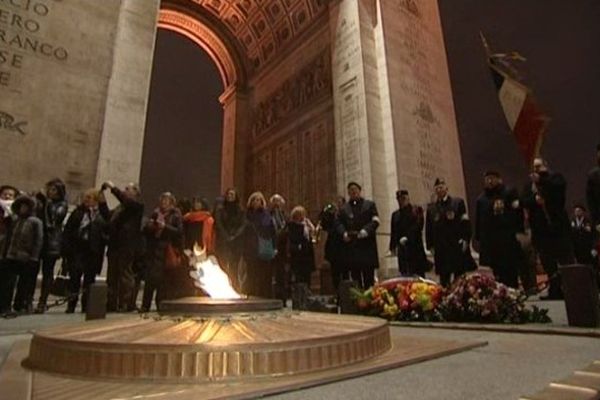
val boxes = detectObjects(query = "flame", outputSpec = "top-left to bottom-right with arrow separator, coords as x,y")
187,244 -> 242,299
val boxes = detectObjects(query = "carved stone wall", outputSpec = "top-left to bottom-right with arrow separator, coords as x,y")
246,23 -> 336,218
0,1 -> 159,198
380,0 -> 466,205
191,0 -> 329,70
0,1 -> 120,193
250,50 -> 331,139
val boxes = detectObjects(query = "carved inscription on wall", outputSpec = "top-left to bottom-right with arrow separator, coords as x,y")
380,1 -> 464,204
0,1 -> 122,192
338,77 -> 364,186
0,0 -> 68,131
251,50 -> 331,137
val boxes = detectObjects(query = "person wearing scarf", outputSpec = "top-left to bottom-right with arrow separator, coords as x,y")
244,191 -> 276,298
62,189 -> 109,313
141,192 -> 182,312
183,197 -> 215,253
287,206 -> 316,286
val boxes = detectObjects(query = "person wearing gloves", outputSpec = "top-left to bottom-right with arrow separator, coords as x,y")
336,182 -> 380,289
426,178 -> 473,287
389,190 -> 428,277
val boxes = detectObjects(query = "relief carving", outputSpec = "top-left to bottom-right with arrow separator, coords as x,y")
251,51 -> 331,137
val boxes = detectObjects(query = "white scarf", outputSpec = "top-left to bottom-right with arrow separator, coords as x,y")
0,199 -> 14,217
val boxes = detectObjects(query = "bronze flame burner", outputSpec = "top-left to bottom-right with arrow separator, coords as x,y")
23,297 -> 392,382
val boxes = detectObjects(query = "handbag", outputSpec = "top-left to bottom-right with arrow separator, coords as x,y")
50,265 -> 70,298
257,236 -> 276,261
165,243 -> 183,269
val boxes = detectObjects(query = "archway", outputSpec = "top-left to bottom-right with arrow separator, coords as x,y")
145,6 -> 250,201
140,28 -> 223,207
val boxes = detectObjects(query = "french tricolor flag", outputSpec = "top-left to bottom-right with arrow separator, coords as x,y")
489,59 -> 550,166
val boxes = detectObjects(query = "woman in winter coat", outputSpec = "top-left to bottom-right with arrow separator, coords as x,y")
62,189 -> 109,313
141,192 -> 182,312
34,178 -> 68,313
287,206 -> 316,286
0,195 -> 43,315
214,188 -> 246,292
244,192 -> 276,298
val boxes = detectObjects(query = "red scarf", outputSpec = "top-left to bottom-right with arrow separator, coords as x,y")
183,211 -> 215,252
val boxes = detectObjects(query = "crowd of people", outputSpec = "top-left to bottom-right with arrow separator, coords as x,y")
0,145 -> 598,317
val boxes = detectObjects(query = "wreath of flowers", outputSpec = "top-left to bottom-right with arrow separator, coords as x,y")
352,273 -> 550,324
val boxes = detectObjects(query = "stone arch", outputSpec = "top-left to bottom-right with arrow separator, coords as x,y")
155,5 -> 250,194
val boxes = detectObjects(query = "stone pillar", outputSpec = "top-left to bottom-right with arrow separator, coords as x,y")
0,1 -> 123,194
330,0 -> 466,280
219,85 -> 250,197
379,0 -> 467,205
330,0 -> 399,278
95,0 -> 161,191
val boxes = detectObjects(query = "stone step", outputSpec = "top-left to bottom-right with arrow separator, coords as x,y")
521,360 -> 600,400
520,386 -> 599,400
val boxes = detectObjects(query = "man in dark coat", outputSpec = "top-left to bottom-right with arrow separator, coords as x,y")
522,158 -> 574,299
426,178 -> 473,287
586,144 -> 600,232
570,204 -> 598,266
389,190 -> 428,277
475,171 -> 531,289
100,181 -> 145,312
320,197 -> 346,293
336,182 -> 380,289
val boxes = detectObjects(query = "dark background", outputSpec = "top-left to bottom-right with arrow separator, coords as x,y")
140,29 -> 223,210
439,0 -> 600,209
142,1 -> 600,212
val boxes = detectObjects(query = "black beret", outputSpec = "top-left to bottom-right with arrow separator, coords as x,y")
347,181 -> 362,190
396,190 -> 409,198
484,170 -> 501,177
434,178 -> 446,186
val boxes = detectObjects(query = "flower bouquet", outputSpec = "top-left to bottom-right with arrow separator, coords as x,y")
352,277 -> 444,321
440,273 -> 551,324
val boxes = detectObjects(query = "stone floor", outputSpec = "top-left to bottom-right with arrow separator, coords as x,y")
1,297 -> 599,400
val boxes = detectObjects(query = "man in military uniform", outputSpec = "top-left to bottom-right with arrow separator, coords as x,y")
389,190 -> 428,277
426,178 -> 473,287
336,182 -> 380,289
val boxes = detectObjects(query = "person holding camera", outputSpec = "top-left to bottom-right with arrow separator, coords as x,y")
99,181 -> 145,312
336,182 -> 380,289
141,192 -> 182,312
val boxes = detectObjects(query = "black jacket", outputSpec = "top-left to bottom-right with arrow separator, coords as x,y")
570,216 -> 597,265
389,204 -> 428,274
100,187 -> 145,253
522,171 -> 570,244
62,205 -> 109,258
426,196 -> 472,275
475,185 -> 523,265
587,166 -> 600,225
336,198 -> 380,269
